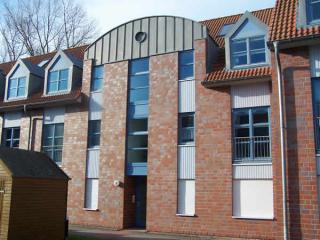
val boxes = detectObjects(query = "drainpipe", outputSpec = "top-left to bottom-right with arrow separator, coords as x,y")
273,41 -> 289,240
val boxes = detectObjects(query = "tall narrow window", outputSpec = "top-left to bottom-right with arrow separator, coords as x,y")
85,120 -> 101,210
307,0 -> 320,24
312,78 -> 320,153
126,58 -> 149,175
179,50 -> 194,80
2,127 -> 20,148
42,123 -> 64,164
47,69 -> 69,93
178,113 -> 195,145
231,36 -> 266,67
87,120 -> 101,148
177,50 -> 196,216
8,77 -> 26,99
233,107 -> 271,162
91,66 -> 104,92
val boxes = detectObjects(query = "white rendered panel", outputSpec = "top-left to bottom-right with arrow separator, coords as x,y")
85,179 -> 99,210
89,92 -> 103,120
86,149 -> 100,178
233,180 -> 274,219
178,180 -> 195,215
3,112 -> 22,128
231,82 -> 270,109
44,107 -> 65,124
178,145 -> 195,179
179,80 -> 195,113
233,164 -> 272,180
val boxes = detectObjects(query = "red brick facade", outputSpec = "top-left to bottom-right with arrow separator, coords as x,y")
0,5 -> 319,240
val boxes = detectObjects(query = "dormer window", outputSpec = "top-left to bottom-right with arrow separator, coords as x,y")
225,12 -> 269,70
47,69 -> 69,93
231,36 -> 266,67
8,77 -> 26,99
307,0 -> 320,24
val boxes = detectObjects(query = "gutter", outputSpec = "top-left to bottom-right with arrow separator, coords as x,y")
273,41 -> 289,240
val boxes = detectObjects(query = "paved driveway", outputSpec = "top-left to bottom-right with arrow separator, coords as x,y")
69,226 -> 231,240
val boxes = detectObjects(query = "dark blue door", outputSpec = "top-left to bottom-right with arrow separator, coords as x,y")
135,177 -> 146,228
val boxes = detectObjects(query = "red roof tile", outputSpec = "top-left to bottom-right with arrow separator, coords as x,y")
270,0 -> 320,41
200,8 -> 274,86
201,8 -> 274,48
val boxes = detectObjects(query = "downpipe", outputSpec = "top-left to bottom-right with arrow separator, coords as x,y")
273,41 -> 289,240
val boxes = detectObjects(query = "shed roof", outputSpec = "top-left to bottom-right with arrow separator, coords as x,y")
0,147 -> 69,180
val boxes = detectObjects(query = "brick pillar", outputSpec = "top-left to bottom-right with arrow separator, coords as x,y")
99,60 -> 128,229
62,59 -> 91,225
19,114 -> 30,150
147,52 -> 179,231
275,47 -> 320,239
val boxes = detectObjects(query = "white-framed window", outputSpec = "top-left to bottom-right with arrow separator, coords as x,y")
178,113 -> 195,145
42,123 -> 64,164
8,77 -> 26,99
231,36 -> 266,68
2,127 -> 20,148
307,0 -> 320,24
47,69 -> 68,93
91,66 -> 104,92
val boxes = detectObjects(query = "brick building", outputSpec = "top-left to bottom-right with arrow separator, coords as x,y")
0,0 -> 319,239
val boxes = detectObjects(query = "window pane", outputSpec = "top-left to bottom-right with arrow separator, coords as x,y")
179,51 -> 194,65
12,140 -> 19,148
13,128 -> 20,139
59,80 -> 68,90
88,120 -> 101,148
18,77 -> 26,87
130,58 -> 149,75
88,135 -> 100,148
127,149 -> 147,163
48,81 -> 58,92
8,88 -> 16,98
232,52 -> 247,66
181,115 -> 194,128
232,40 -> 247,53
250,51 -> 266,64
60,69 -> 69,80
53,149 -> 62,163
44,125 -> 54,139
179,65 -> 194,80
92,78 -> 102,91
55,124 -> 64,137
235,128 -> 249,138
180,128 -> 194,143
130,75 -> 149,89
129,88 -> 149,103
254,127 -> 269,137
49,71 -> 58,82
9,78 -> 18,88
43,137 -> 53,147
234,111 -> 249,125
253,109 -> 269,124
54,137 -> 63,146
311,1 -> 320,20
128,135 -> 148,148
17,87 -> 25,97
249,37 -> 265,50
128,118 -> 148,132
93,66 -> 104,79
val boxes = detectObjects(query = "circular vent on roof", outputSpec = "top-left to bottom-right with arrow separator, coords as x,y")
135,32 -> 147,43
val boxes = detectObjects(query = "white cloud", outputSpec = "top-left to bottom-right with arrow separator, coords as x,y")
78,0 -> 276,37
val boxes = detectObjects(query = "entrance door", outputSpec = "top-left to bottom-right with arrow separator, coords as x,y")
135,177 -> 146,228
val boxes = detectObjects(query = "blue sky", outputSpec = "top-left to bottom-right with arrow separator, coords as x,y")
78,0 -> 276,35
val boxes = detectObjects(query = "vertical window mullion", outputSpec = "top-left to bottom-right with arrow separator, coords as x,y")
249,109 -> 254,160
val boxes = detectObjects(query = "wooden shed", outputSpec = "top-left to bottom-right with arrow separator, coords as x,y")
0,147 -> 69,240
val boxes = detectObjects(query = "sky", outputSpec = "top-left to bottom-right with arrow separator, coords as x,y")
78,0 -> 276,36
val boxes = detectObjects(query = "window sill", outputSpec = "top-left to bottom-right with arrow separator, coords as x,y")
90,90 -> 102,94
45,90 -> 70,96
232,162 -> 272,166
5,96 -> 27,102
83,208 -> 99,212
232,216 -> 274,220
178,144 -> 195,147
231,63 -> 270,70
176,213 -> 196,217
